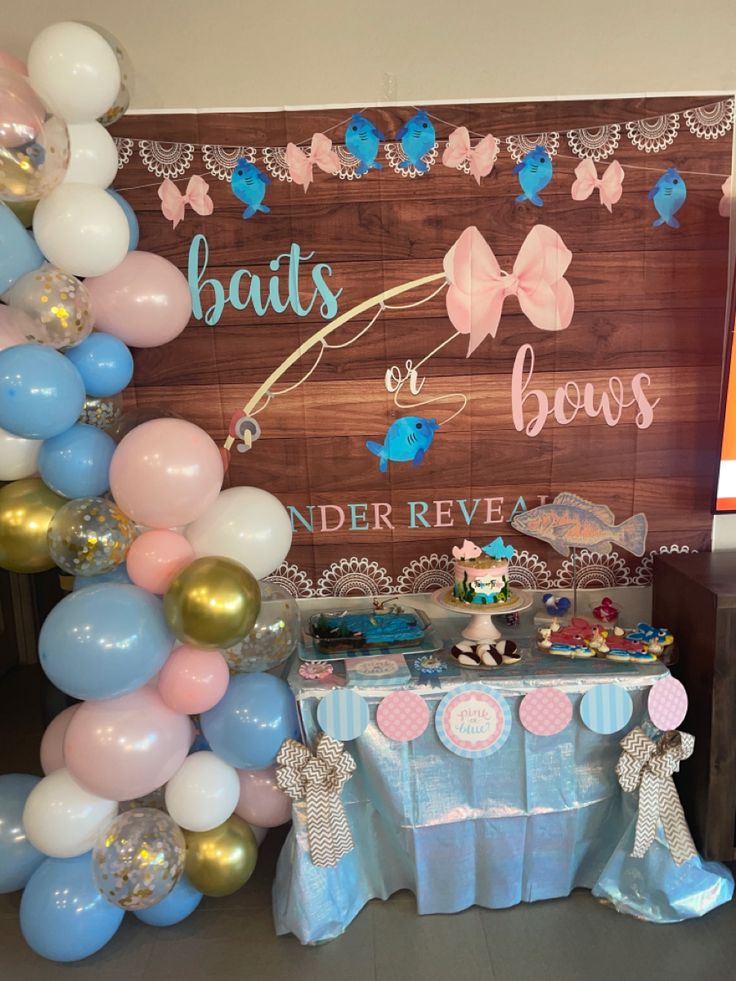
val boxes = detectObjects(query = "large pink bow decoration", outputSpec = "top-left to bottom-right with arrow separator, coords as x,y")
442,127 -> 499,185
571,159 -> 624,212
443,225 -> 574,355
158,175 -> 214,229
286,133 -> 340,192
719,175 -> 732,218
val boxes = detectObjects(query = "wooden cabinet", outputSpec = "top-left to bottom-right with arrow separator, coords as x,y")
653,551 -> 736,860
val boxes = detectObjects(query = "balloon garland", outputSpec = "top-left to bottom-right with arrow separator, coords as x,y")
0,22 -> 300,962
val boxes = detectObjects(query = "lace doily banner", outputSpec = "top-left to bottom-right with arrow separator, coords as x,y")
112,99 -> 734,182
114,94 -> 732,594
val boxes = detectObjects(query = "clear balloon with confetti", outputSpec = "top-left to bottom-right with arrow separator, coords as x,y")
92,808 -> 185,911
223,582 -> 300,673
3,263 -> 92,349
47,496 -> 136,576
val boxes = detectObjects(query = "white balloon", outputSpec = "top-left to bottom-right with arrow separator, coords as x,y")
33,183 -> 129,278
22,768 -> 117,858
165,752 -> 239,833
28,22 -> 121,124
0,426 -> 42,480
185,487 -> 293,580
64,122 -> 118,187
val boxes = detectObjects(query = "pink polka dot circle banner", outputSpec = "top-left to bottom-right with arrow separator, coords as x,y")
648,676 -> 688,731
519,688 -> 572,736
376,691 -> 430,742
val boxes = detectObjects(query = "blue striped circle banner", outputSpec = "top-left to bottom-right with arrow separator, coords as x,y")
317,689 -> 370,741
580,683 -> 633,735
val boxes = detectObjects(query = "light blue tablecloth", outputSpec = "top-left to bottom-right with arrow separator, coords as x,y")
273,619 -> 732,942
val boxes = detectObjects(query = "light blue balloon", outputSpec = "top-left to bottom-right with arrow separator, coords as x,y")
0,202 -> 43,293
134,873 -> 202,926
20,853 -> 124,962
0,344 -> 85,439
38,423 -> 116,498
106,189 -> 139,250
201,672 -> 300,769
39,583 -> 174,700
65,333 -> 134,397
73,564 -> 132,591
0,774 -> 44,894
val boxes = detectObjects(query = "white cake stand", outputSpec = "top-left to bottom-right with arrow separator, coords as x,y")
433,587 -> 532,643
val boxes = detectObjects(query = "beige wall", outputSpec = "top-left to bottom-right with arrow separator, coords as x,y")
6,0 -> 736,109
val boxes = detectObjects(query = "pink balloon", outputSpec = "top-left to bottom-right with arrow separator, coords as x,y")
40,704 -> 79,775
0,52 -> 27,75
0,305 -> 33,350
85,251 -> 192,348
63,686 -> 192,801
127,529 -> 194,594
235,765 -> 293,828
109,418 -> 223,528
158,646 -> 229,715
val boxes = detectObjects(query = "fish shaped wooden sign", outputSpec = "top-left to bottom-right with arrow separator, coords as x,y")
511,492 -> 648,557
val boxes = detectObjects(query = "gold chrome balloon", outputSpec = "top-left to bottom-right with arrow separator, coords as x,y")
0,478 -> 65,573
47,496 -> 136,576
184,815 -> 257,897
3,264 -> 92,349
164,556 -> 261,649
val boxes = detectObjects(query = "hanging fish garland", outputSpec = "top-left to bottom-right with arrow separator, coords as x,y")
345,114 -> 385,175
648,167 -> 686,228
514,146 -> 554,206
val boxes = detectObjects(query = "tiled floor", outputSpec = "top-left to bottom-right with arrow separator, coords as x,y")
2,666 -> 735,981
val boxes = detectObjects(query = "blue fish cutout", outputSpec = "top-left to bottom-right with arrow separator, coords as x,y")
366,416 -> 438,472
513,147 -> 553,206
231,159 -> 271,219
345,114 -> 385,176
483,536 -> 514,560
648,167 -> 686,228
395,110 -> 435,173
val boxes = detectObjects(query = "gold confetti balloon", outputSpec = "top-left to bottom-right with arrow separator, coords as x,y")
78,392 -> 123,435
0,68 -> 69,202
3,264 -> 92,349
0,477 -> 65,573
164,556 -> 261,650
47,496 -> 136,576
184,815 -> 257,897
93,808 -> 185,911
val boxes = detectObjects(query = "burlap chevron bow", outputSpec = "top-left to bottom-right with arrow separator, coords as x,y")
276,734 -> 356,868
616,727 -> 697,866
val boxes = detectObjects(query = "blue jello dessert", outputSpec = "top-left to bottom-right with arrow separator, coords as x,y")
311,611 -> 424,652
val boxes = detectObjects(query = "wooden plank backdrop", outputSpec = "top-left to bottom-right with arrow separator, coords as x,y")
109,96 -> 733,596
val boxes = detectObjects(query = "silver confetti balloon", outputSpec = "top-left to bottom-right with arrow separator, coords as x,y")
223,582 -> 300,673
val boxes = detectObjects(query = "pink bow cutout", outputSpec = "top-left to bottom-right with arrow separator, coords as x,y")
444,225 -> 574,356
719,176 -> 732,218
442,127 -> 499,185
286,133 -> 341,192
571,159 -> 624,213
158,175 -> 214,228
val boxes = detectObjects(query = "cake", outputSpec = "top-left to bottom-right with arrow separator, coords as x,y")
310,610 -> 425,653
450,537 -> 514,606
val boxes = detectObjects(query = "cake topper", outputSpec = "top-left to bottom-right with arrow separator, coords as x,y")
482,536 -> 514,560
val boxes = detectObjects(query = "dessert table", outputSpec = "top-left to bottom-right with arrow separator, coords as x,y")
272,605 -> 733,943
